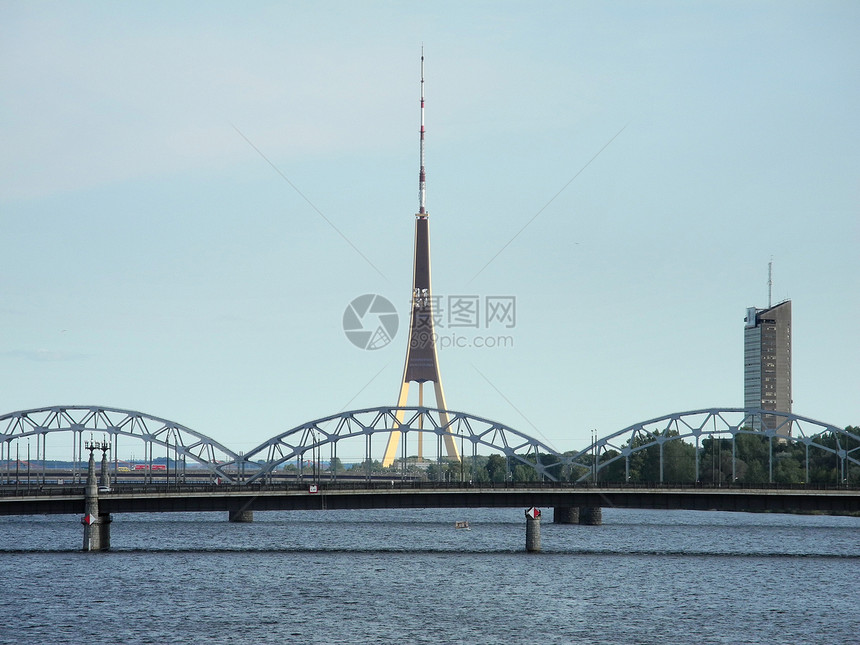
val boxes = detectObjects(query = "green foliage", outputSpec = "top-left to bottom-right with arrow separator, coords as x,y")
735,433 -> 769,484
699,438 -> 733,484
359,458 -> 383,474
773,452 -> 804,484
329,457 -> 344,474
566,463 -> 590,482
470,465 -> 490,483
662,438 -> 696,483
425,459 -> 460,482
511,464 -> 537,483
599,449 -> 625,482
485,454 -> 507,482
400,423 -> 860,486
743,459 -> 768,484
596,429 -> 697,484
674,425 -> 858,485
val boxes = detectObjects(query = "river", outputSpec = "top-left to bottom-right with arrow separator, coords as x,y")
1,508 -> 857,644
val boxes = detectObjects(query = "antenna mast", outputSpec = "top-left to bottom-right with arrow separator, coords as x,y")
768,257 -> 773,308
383,46 -> 460,467
418,46 -> 426,215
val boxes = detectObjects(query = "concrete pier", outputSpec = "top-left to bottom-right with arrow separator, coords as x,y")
553,506 -> 580,524
82,443 -> 110,551
228,510 -> 254,523
96,513 -> 111,550
579,506 -> 603,525
525,508 -> 541,552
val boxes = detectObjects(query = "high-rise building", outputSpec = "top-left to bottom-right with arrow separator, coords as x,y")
744,300 -> 792,431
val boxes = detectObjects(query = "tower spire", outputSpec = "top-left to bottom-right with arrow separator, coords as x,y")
382,48 -> 459,468
768,257 -> 773,308
418,45 -> 426,215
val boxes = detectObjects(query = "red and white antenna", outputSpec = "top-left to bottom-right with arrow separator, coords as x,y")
418,46 -> 427,215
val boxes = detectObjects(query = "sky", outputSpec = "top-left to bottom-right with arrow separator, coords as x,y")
1,1 -> 858,461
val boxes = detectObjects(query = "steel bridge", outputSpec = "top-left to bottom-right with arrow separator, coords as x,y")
2,481 -> 858,517
1,405 -> 857,487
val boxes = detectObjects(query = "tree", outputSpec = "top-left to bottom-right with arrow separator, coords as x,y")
662,438 -> 696,483
599,449 -> 626,482
735,433 -> 769,484
485,454 -> 508,482
470,464 -> 490,483
625,433 -> 662,483
358,458 -> 384,475
699,437 -> 733,484
425,459 -> 460,482
773,452 -> 804,484
511,462 -> 538,483
540,452 -> 562,480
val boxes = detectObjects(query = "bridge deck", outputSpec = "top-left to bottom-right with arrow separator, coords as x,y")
1,483 -> 858,516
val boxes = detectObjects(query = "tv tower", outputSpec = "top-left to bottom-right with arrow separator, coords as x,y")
381,49 -> 460,467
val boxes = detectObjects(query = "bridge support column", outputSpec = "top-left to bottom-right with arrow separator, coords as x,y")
97,513 -> 111,550
553,506 -> 579,524
82,441 -> 110,551
228,510 -> 254,523
83,513 -> 108,551
578,507 -> 602,525
525,508 -> 541,552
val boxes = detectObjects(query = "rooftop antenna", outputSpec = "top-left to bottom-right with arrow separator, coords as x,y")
418,44 -> 426,215
768,257 -> 773,308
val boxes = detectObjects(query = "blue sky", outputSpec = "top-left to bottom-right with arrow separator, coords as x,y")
2,1 -> 858,459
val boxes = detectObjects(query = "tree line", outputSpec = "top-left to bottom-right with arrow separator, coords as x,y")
594,426 -> 859,485
295,426 -> 859,486
277,426 -> 858,486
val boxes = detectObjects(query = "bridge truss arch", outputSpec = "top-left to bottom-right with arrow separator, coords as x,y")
575,408 -> 859,484
231,406 -> 563,484
1,405 -> 854,487
0,405 -> 239,483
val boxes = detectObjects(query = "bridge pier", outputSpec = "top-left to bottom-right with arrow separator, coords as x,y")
228,510 -> 254,523
82,441 -> 111,551
83,511 -> 111,551
93,513 -> 111,550
525,508 -> 541,552
578,506 -> 602,525
553,506 -> 579,524
554,506 -> 602,525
